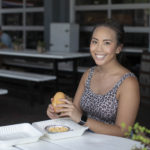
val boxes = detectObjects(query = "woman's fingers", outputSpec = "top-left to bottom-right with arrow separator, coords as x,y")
51,98 -> 54,103
47,104 -> 55,112
47,104 -> 59,119
59,112 -> 69,117
56,107 -> 72,114
59,98 -> 72,104
56,103 -> 73,109
47,110 -> 59,119
66,95 -> 73,102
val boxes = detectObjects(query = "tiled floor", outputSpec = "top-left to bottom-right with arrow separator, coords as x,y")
0,91 -> 50,126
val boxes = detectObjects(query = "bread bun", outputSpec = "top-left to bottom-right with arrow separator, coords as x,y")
52,92 -> 66,112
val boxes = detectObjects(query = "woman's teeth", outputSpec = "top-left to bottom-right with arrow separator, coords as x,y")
95,54 -> 105,59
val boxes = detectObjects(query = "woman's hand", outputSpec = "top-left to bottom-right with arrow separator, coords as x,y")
47,98 -> 59,119
55,98 -> 82,123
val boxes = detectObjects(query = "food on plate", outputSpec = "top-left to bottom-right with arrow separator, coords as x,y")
45,125 -> 70,133
52,91 -> 66,112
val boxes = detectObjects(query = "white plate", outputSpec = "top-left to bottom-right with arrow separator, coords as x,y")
0,123 -> 43,148
32,118 -> 88,140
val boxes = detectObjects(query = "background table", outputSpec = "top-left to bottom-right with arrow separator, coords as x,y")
0,49 -> 91,88
0,49 -> 90,74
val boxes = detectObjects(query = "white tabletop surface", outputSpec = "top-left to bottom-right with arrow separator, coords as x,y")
15,132 -> 141,150
0,69 -> 56,82
0,49 -> 90,59
0,89 -> 8,95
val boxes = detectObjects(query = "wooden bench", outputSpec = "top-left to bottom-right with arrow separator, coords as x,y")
0,69 -> 56,105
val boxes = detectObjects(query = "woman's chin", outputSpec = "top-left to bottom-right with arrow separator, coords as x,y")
95,60 -> 105,66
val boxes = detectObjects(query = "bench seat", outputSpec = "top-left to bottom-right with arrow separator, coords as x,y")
0,69 -> 56,82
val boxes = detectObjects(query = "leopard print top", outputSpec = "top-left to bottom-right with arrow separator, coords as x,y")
80,67 -> 135,124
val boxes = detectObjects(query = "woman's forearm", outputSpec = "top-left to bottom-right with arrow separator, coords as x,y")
86,118 -> 125,137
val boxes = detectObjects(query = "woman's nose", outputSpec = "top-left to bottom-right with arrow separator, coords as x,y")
96,43 -> 103,51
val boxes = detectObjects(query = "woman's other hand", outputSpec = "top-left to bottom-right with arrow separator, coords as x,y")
47,98 -> 59,119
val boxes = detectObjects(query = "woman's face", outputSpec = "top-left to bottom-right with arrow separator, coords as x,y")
90,26 -> 122,66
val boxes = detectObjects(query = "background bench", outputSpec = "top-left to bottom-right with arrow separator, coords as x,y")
0,69 -> 56,105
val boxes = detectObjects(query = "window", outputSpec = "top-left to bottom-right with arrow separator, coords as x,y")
0,0 -> 44,49
2,13 -> 23,25
76,11 -> 107,25
26,12 -> 44,26
26,0 -> 44,7
73,0 -> 150,51
112,0 -> 150,4
75,0 -> 107,5
2,0 -> 23,8
112,9 -> 149,26
124,33 -> 148,48
26,31 -> 43,49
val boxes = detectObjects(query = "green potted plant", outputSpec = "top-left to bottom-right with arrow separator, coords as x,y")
121,122 -> 150,150
13,38 -> 22,51
37,40 -> 45,53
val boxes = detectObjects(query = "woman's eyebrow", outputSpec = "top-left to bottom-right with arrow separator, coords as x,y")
91,37 -> 98,40
103,39 -> 112,42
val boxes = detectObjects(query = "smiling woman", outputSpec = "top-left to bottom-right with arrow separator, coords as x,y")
47,19 -> 140,137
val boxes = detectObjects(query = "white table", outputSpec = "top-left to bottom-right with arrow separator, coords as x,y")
13,132 -> 141,150
0,49 -> 90,59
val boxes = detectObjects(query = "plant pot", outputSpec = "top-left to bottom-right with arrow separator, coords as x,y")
37,46 -> 45,53
13,44 -> 20,51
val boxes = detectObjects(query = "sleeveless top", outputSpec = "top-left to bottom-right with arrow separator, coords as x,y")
80,67 -> 135,125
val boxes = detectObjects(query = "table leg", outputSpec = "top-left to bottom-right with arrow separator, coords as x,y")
73,59 -> 78,91
53,60 -> 58,90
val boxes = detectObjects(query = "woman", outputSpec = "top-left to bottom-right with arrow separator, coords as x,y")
47,19 -> 140,137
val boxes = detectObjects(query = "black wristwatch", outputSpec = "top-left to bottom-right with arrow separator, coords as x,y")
78,113 -> 88,125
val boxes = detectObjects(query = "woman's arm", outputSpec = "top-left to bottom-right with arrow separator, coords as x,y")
56,70 -> 89,122
85,76 -> 140,136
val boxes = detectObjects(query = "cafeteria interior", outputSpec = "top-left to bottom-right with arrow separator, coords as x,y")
0,0 -> 150,131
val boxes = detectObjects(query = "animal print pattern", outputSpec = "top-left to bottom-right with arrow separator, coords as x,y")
80,67 -> 135,124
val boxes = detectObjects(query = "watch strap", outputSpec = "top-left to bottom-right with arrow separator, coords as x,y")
78,113 -> 87,125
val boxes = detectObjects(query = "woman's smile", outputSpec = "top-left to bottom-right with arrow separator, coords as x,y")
95,54 -> 106,60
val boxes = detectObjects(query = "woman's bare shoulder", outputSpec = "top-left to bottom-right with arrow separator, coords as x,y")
81,68 -> 91,83
120,72 -> 139,93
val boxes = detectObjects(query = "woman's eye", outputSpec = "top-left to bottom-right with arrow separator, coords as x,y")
104,41 -> 111,45
91,40 -> 97,44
